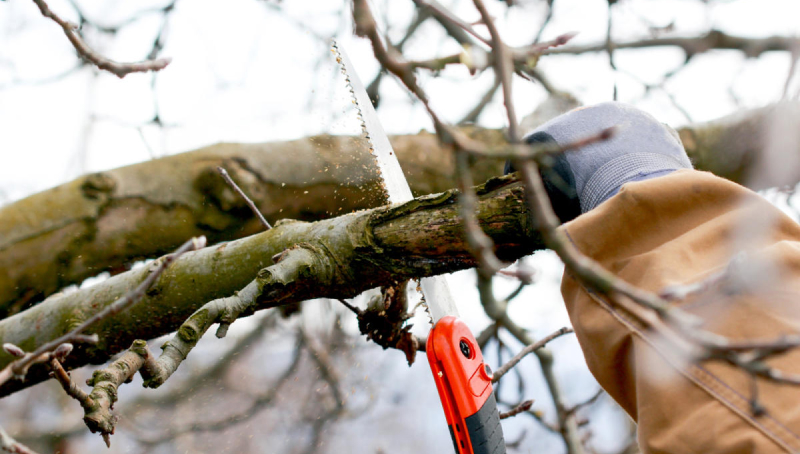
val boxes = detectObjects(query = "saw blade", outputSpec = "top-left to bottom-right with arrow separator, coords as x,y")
331,40 -> 413,205
332,40 -> 460,322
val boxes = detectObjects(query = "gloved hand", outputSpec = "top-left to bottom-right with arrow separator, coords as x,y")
506,102 -> 693,223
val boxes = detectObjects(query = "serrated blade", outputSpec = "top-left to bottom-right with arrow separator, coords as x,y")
332,40 -> 459,322
332,40 -> 413,205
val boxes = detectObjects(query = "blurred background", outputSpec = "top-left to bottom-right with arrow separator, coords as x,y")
1,0 -> 799,453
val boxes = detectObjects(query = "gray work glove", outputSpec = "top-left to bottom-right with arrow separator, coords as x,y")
506,101 -> 693,223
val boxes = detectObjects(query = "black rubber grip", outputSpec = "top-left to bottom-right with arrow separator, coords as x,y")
464,393 -> 505,454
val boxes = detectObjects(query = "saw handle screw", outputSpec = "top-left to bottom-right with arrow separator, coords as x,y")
460,339 -> 472,359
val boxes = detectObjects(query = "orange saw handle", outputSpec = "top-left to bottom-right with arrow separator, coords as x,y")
427,316 -> 506,454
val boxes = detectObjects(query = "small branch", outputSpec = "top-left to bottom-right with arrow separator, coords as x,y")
303,330 -> 345,411
139,333 -> 305,446
0,425 -> 40,454
499,399 -> 534,420
80,244 -> 333,441
455,152 -> 506,273
565,388 -> 603,417
33,0 -> 171,79
125,310 -> 278,413
49,358 -> 93,409
217,167 -> 272,230
32,0 -> 171,78
533,0 -> 554,44
606,2 -> 618,99
337,298 -> 362,315
83,340 -> 156,446
468,127 -> 616,163
492,327 -> 574,383
472,0 -> 519,141
412,0 -> 492,47
459,76 -> 501,125
544,29 -> 800,59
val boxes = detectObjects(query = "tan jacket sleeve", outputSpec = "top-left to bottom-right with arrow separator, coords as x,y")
560,170 -> 800,453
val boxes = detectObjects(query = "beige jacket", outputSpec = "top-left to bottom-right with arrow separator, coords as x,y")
562,170 -> 800,453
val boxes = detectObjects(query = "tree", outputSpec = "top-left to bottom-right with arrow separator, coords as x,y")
1,1 -> 800,453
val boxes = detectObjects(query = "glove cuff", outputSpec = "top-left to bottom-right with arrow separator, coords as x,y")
581,152 -> 692,213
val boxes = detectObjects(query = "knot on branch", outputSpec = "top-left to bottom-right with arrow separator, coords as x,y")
80,172 -> 116,201
256,243 -> 338,306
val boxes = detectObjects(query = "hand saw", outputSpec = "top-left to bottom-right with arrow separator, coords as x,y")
333,41 -> 506,454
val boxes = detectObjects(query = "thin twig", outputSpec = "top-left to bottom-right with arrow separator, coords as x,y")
606,1 -> 618,100
31,0 -> 171,78
459,76 -> 501,124
49,357 -> 93,409
472,0 -> 519,141
412,0 -> 492,47
337,298 -> 362,315
0,425 -> 40,454
499,399 -> 534,420
303,330 -> 346,410
565,388 -> 604,417
544,29 -> 800,59
492,327 -> 574,383
217,167 -> 272,230
533,0 -> 555,44
139,333 -> 305,446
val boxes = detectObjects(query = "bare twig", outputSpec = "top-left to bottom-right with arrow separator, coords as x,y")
217,167 -> 272,230
31,0 -> 171,78
303,330 -> 346,411
337,298 -> 362,315
468,127 -> 616,162
499,399 -> 534,420
606,1 -> 618,100
475,273 -> 583,453
459,76 -> 501,124
565,388 -> 604,417
472,0 -> 519,141
545,30 -> 800,59
139,333 -> 305,446
411,0 -> 492,47
0,425 -> 40,454
49,357 -> 93,409
492,327 -> 574,383
533,0 -> 555,44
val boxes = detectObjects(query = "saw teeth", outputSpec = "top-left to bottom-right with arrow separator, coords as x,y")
331,39 -> 391,203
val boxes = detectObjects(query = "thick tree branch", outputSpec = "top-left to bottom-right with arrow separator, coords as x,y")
0,174 -> 541,397
0,132 -> 502,317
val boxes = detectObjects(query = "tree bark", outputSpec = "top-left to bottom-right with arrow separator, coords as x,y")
0,175 -> 541,397
0,130 -> 505,317
3,104 -> 797,317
